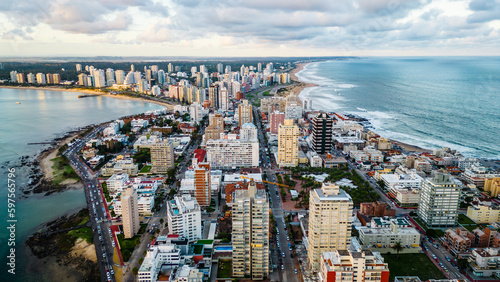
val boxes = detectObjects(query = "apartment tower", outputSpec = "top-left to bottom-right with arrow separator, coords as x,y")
122,187 -> 140,239
308,182 -> 353,272
418,171 -> 461,228
150,139 -> 174,174
277,119 -> 299,167
232,181 -> 269,280
311,112 -> 333,154
238,99 -> 253,126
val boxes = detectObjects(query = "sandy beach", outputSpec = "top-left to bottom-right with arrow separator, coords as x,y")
0,85 -> 175,110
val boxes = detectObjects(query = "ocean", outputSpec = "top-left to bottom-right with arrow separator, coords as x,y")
0,88 -> 165,281
297,57 -> 500,159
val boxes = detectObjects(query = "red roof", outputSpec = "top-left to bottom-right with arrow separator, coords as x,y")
167,234 -> 180,238
194,149 -> 206,163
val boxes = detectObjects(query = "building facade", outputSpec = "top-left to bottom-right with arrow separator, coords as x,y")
311,112 -> 333,154
277,119 -> 299,167
319,250 -> 390,282
122,187 -> 140,238
418,172 -> 461,228
150,139 -> 174,174
167,195 -> 202,242
232,182 -> 269,280
308,182 -> 353,271
206,139 -> 259,169
238,99 -> 253,126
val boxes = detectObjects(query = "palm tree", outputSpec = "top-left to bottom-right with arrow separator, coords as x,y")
392,241 -> 403,259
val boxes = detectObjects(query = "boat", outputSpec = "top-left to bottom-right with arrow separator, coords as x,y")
16,102 -> 20,104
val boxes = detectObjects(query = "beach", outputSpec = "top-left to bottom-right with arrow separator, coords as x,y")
0,85 -> 175,110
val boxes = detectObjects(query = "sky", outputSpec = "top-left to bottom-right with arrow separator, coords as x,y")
0,0 -> 499,57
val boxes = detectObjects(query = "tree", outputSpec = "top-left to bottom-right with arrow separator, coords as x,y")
132,267 -> 139,276
392,241 -> 403,259
160,218 -> 164,224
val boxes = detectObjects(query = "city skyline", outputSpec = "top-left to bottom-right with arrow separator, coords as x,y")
1,0 -> 499,57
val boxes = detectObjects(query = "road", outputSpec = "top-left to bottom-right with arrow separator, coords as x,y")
63,125 -> 118,282
422,239 -> 466,280
252,106 -> 300,282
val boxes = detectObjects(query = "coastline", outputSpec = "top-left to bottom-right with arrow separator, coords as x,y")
290,62 -> 433,154
283,62 -> 319,99
0,85 -> 175,110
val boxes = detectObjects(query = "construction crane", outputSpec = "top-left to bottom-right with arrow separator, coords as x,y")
240,175 -> 291,188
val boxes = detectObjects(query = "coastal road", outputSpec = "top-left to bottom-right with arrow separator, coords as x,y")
64,125 -> 117,282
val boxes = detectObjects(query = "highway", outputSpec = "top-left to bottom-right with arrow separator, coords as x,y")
63,125 -> 118,282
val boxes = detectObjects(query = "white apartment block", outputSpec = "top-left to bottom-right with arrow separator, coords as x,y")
307,151 -> 323,168
101,159 -> 138,177
106,173 -> 129,194
122,187 -> 140,239
418,172 -> 462,228
319,250 -> 390,282
167,195 -> 202,242
138,241 -> 184,282
206,139 -> 259,169
308,182 -> 353,272
358,222 -> 421,249
380,171 -> 423,190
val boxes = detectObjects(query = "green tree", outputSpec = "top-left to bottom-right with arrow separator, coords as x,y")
132,267 -> 139,276
392,241 -> 403,259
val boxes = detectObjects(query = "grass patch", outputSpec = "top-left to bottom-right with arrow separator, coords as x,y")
197,239 -> 214,245
412,217 -> 429,231
138,224 -> 147,234
193,244 -> 204,254
383,253 -> 446,281
458,214 -> 476,225
217,259 -> 232,278
262,90 -> 272,96
117,234 -> 141,262
51,156 -> 80,185
69,227 -> 94,244
139,165 -> 152,173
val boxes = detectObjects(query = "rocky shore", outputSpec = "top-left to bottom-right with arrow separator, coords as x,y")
25,209 -> 99,282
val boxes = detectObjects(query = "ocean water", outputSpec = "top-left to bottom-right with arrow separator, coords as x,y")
0,88 -> 165,281
297,57 -> 500,159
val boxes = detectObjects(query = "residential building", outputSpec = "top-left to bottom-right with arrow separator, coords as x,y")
308,182 -> 353,271
319,250 -> 390,282
462,164 -> 500,188
36,73 -> 46,84
311,112 -> 333,154
307,151 -> 323,168
206,138 -> 259,169
269,111 -> 285,135
285,103 -> 303,121
467,197 -> 500,224
358,221 -> 421,252
167,195 -> 202,242
359,201 -> 395,218
277,119 -> 299,167
101,158 -> 138,177
106,173 -> 129,194
122,187 -> 140,239
445,227 -> 473,254
468,248 -> 500,278
417,172 -> 461,228
150,139 -> 174,174
189,102 -> 203,123
194,163 -> 211,207
484,177 -> 500,197
232,181 -> 269,280
238,99 -> 253,126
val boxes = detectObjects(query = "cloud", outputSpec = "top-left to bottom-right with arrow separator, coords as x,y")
1,28 -> 34,40
0,0 -> 169,35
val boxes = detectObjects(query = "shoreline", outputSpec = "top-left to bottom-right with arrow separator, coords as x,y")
290,62 -> 433,154
0,84 -> 175,110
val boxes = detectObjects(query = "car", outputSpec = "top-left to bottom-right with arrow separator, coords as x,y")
282,252 -> 285,257
103,253 -> 106,258
112,241 -> 115,247
287,236 -> 289,241
281,265 -> 284,270
110,269 -> 114,275
294,268 -> 297,274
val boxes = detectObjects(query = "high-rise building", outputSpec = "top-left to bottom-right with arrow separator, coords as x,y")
157,70 -> 165,85
189,102 -> 203,123
417,171 -> 462,228
308,182 -> 353,271
217,63 -> 224,73
225,65 -> 231,74
219,87 -> 229,111
167,195 -> 202,242
78,73 -> 88,86
194,163 -> 211,207
115,70 -> 125,84
257,62 -> 262,72
232,181 -> 269,280
52,73 -> 61,84
303,98 -> 313,111
122,187 -> 140,239
36,73 -> 46,84
76,64 -> 82,72
27,73 -> 36,84
270,111 -> 285,135
94,69 -> 106,88
150,139 -> 174,174
131,64 -> 135,71
208,84 -> 219,109
319,250 -> 390,282
240,123 -> 258,141
46,73 -> 54,84
9,70 -> 17,83
238,99 -> 253,126
106,68 -> 115,86
311,112 -> 333,154
168,63 -> 174,73
277,119 -> 299,167
206,138 -> 259,169
16,73 -> 25,84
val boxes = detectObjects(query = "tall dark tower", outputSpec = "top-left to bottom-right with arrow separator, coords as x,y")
311,112 -> 333,154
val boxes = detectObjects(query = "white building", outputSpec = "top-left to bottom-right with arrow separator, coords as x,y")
106,173 -> 129,194
380,171 -> 423,190
206,138 -> 259,169
167,195 -> 202,242
358,221 -> 421,251
307,151 -> 323,167
189,102 -> 203,123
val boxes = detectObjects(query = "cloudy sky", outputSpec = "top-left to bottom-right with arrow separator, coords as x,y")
0,0 -> 499,57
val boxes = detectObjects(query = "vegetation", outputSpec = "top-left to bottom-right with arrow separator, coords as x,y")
392,241 -> 403,259
101,182 -> 111,202
51,155 -> 80,184
216,232 -> 231,242
217,259 -> 232,278
117,234 -> 141,262
139,165 -> 152,174
383,253 -> 446,281
133,148 -> 151,167
68,227 -> 94,244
